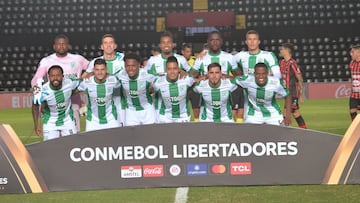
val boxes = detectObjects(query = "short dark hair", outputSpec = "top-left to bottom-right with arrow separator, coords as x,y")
207,62 -> 222,72
160,31 -> 174,41
246,30 -> 260,39
124,52 -> 141,63
181,43 -> 192,51
207,31 -> 222,41
281,43 -> 295,54
94,58 -> 107,66
48,65 -> 64,75
254,62 -> 268,72
166,56 -> 178,65
54,34 -> 69,43
102,34 -> 116,43
351,44 -> 360,50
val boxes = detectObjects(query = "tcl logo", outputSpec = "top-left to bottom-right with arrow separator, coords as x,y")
230,162 -> 252,175
143,165 -> 164,177
0,177 -> 8,184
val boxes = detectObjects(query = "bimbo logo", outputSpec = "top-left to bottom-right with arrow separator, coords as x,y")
335,84 -> 351,98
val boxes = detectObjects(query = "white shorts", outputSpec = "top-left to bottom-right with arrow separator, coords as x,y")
245,113 -> 283,126
42,120 -> 77,141
158,115 -> 190,123
114,96 -> 125,126
86,118 -> 121,132
125,105 -> 156,126
200,117 -> 234,123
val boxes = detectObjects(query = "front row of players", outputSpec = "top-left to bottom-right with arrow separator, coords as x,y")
32,54 -> 291,141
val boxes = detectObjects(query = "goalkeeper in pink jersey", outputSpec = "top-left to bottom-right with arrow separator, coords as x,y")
31,34 -> 89,132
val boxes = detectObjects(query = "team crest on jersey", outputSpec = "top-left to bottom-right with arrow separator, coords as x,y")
107,87 -> 113,93
222,79 -> 229,85
71,62 -> 76,70
221,91 -> 229,98
220,61 -> 227,70
200,81 -> 207,88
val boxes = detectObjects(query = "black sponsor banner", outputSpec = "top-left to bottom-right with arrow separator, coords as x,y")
2,122 -> 359,193
24,123 -> 354,192
0,124 -> 48,194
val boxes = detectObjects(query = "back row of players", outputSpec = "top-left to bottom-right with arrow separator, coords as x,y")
32,30 -> 307,141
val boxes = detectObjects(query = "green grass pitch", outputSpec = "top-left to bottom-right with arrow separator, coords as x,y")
0,98 -> 359,202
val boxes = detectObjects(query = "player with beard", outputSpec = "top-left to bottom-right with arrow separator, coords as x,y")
235,63 -> 291,126
31,34 -> 89,132
193,31 -> 241,122
32,65 -> 80,141
144,31 -> 194,121
78,59 -> 121,131
193,63 -> 238,122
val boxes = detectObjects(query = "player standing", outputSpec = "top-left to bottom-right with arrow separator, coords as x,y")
78,59 -> 121,131
117,53 -> 156,126
84,34 -> 126,126
349,44 -> 360,121
279,43 -> 307,128
194,63 -> 237,122
236,63 -> 291,126
153,56 -> 195,123
31,34 -> 89,132
193,31 -> 240,122
32,65 -> 80,141
234,30 -> 281,122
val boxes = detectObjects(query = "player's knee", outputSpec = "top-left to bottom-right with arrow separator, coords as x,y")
292,110 -> 300,117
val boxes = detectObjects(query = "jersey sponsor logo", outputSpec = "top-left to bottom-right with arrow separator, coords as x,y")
256,98 -> 265,104
352,80 -> 360,92
230,162 -> 252,175
55,102 -> 67,110
163,95 -> 186,105
205,100 -> 227,109
121,165 -> 142,178
128,89 -> 147,98
169,164 -> 182,176
143,165 -> 164,177
187,164 -> 208,176
90,95 -> 112,106
0,177 -> 8,185
211,164 -> 227,174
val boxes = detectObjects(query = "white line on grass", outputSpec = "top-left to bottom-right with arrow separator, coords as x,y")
174,187 -> 189,203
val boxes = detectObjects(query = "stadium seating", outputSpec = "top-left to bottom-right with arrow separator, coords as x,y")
0,0 -> 359,91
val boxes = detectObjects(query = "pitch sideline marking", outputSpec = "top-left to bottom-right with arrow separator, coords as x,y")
174,187 -> 189,203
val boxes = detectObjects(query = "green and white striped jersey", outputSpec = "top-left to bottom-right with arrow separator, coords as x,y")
236,75 -> 289,118
86,52 -> 125,74
41,78 -> 80,126
117,68 -> 155,111
78,76 -> 120,124
153,75 -> 194,119
193,79 -> 237,122
86,52 -> 125,100
145,53 -> 191,75
193,51 -> 238,76
234,50 -> 281,78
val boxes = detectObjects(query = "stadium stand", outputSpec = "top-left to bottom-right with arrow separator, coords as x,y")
0,0 -> 359,91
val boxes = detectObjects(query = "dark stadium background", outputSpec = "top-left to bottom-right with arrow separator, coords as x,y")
0,0 -> 359,91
